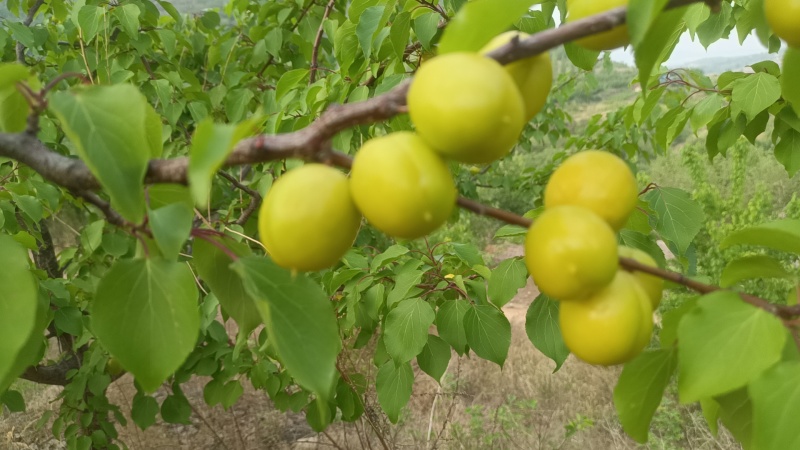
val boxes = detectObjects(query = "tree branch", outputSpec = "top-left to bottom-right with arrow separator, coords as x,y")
21,355 -> 80,386
217,170 -> 262,226
15,0 -> 46,64
309,0 -> 336,84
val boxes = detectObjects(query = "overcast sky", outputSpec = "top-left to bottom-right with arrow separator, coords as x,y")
609,31 -> 772,67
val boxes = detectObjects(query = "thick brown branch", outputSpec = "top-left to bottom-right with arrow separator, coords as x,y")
21,356 -> 80,386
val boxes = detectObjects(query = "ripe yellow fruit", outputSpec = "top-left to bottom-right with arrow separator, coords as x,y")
524,205 -> 618,300
765,0 -> 800,48
618,246 -> 664,309
560,271 -> 653,366
544,150 -> 638,231
480,31 -> 553,121
349,132 -> 457,239
258,164 -> 361,272
567,0 -> 630,51
407,52 -> 525,164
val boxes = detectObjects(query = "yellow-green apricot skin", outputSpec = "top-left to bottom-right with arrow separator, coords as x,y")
524,205 -> 619,300
544,150 -> 638,231
560,271 -> 653,366
480,31 -> 553,121
349,132 -> 457,240
567,0 -> 630,51
407,52 -> 526,164
258,164 -> 361,272
618,245 -> 664,309
764,0 -> 800,48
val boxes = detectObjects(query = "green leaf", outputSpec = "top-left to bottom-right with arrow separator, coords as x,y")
113,4 -> 140,39
749,361 -> 800,450
720,255 -> 792,287
233,256 -> 341,401
774,128 -> 800,177
783,48 -> 800,117
370,244 -> 409,272
635,8 -> 686,89
131,393 -> 159,430
488,258 -> 528,308
77,5 -> 102,42
435,300 -> 469,355
690,93 -> 725,132
376,360 -> 413,423
627,0 -> 669,47
564,42 -> 599,71
721,219 -> 800,255
716,388 -> 753,448
413,12 -> 440,51
356,6 -> 383,58
49,85 -> 151,223
193,236 -> 261,336
204,379 -> 244,410
161,394 -> 191,424
275,69 -> 309,101
417,335 -> 451,383
613,349 -> 677,443
677,292 -> 786,403
149,203 -> 192,260
1,389 -> 25,412
188,118 -> 259,207
730,73 -> 781,121
438,0 -> 539,54
644,187 -> 704,255
91,259 -> 200,393
386,260 -> 427,307
0,63 -> 36,132
525,295 -> 569,371
464,304 -> 510,367
0,235 -> 38,393
383,298 -> 436,363
389,12 -> 411,59
336,378 -> 364,422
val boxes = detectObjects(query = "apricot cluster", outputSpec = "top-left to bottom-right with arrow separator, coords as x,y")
524,151 -> 663,366
258,32 -> 553,272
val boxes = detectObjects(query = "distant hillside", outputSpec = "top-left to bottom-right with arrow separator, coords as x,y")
674,51 -> 783,74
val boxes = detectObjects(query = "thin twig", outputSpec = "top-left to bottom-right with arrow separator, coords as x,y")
309,0 -> 336,84
15,0 -> 45,64
217,170 -> 262,226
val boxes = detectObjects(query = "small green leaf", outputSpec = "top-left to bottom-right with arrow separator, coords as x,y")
161,394 -> 191,424
627,0 -> 669,47
417,335 -> 451,383
720,255 -> 792,287
113,4 -> 140,38
188,118 -> 260,207
645,187 -> 705,255
0,63 -> 37,132
438,0 -> 539,54
0,235 -> 38,393
376,360 -> 413,423
77,5 -> 103,42
716,388 -> 753,448
783,48 -> 800,116
678,292 -> 786,403
356,6 -> 383,58
413,12 -> 440,51
131,392 -> 158,430
721,219 -> 800,255
635,8 -> 686,89
731,73 -> 781,121
275,69 -> 309,101
564,42 -> 599,71
613,349 -> 677,443
384,298 -> 436,363
464,304 -> 510,367
91,259 -> 200,393
386,260 -> 426,307
234,256 -> 341,402
749,361 -> 800,450
435,300 -> 469,355
525,295 -> 569,371
49,85 -> 151,223
193,236 -> 261,336
0,389 -> 25,412
774,128 -> 800,177
149,203 -> 193,260
488,258 -> 528,308
370,244 -> 409,272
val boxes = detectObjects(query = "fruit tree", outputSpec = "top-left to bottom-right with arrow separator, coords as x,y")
0,0 -> 799,448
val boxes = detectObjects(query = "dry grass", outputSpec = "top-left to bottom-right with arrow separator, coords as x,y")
1,244 -> 741,450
